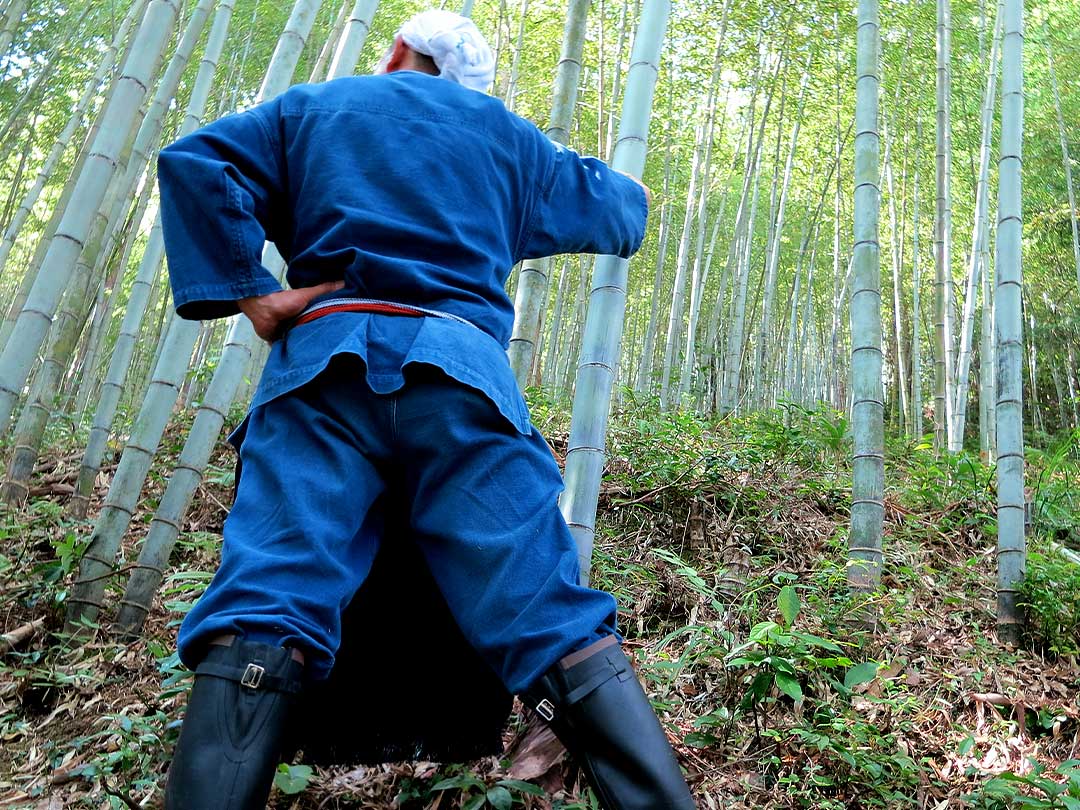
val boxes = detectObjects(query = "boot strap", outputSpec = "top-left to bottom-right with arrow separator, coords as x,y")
564,656 -> 631,705
196,661 -> 302,694
531,654 -> 632,719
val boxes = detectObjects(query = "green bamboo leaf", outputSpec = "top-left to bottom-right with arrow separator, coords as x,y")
432,775 -> 483,791
273,763 -> 312,795
777,585 -> 800,627
745,671 -> 773,705
789,631 -> 844,653
487,786 -> 513,810
844,661 -> 880,689
775,672 -> 803,701
497,779 -> 545,796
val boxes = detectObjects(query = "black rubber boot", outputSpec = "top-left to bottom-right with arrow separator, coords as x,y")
165,639 -> 303,810
522,637 -> 696,810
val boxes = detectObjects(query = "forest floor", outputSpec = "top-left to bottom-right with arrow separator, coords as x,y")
1,397 -> 1079,809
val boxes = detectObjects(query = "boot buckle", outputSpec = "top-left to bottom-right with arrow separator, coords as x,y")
535,699 -> 555,721
241,663 -> 265,689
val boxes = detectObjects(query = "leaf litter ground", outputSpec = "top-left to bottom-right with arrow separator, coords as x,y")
1,404 -> 1078,809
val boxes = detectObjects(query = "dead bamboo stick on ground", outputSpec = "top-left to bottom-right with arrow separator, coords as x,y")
0,617 -> 45,653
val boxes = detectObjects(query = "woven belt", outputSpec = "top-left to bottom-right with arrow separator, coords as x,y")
294,296 -> 478,330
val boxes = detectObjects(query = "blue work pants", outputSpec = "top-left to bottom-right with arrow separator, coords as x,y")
176,358 -> 618,692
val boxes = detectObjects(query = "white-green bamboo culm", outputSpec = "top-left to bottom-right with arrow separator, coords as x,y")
934,0 -> 955,452
507,0 -> 589,389
117,0 -> 382,634
327,0 -> 379,80
994,0 -> 1024,645
71,0 -> 238,518
848,0 -> 884,595
0,0 -> 181,436
66,0 -> 326,632
561,0 -> 669,583
950,5 -> 1001,452
0,0 -> 147,283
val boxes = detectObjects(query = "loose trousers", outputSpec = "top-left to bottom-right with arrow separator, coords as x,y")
177,357 -> 618,692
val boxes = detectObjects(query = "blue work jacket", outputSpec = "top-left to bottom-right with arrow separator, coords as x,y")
158,71 -> 648,433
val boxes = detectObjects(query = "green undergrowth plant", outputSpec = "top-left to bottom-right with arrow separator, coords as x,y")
748,402 -> 852,473
712,585 -> 922,806
1018,548 -> 1080,656
1028,429 -> 1080,550
724,585 -> 878,717
395,764 -> 546,809
607,394 -> 724,492
58,709 -> 174,805
1,499 -> 89,619
0,632 -> 181,807
965,759 -> 1080,809
890,443 -> 995,532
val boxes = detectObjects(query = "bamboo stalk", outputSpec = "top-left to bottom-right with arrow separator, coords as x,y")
561,0 -> 669,582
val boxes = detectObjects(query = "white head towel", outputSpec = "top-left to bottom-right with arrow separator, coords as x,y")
397,10 -> 495,93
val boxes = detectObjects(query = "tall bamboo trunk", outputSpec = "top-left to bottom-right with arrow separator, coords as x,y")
327,0 -> 379,80
0,53 -> 59,154
3,88 -> 171,476
698,75 -> 759,394
911,117 -> 925,437
1,176 -> 156,505
0,0 -> 27,57
783,157 -> 837,404
1066,346 -> 1079,428
719,74 -> 774,415
0,119 -> 36,242
829,10 -> 844,409
793,221 -> 821,406
719,55 -> 777,413
677,26 -> 731,404
68,0 -> 324,633
979,220 -> 996,459
882,120 -> 909,433
950,6 -> 1002,451
308,0 -> 351,82
44,0 -> 217,395
70,0 -> 237,518
683,215 -> 722,405
0,0 -> 148,312
71,185 -> 152,420
995,0 -> 1024,645
633,121 -> 673,393
0,0 -> 180,435
503,0 -> 529,111
934,0 -> 956,451
659,117 -> 707,408
750,60 -> 810,410
558,256 -> 590,394
561,0 -> 669,583
507,0 -> 590,388
540,258 -> 571,386
848,0 -> 884,597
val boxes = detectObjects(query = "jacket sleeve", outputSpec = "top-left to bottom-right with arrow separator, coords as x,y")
158,99 -> 288,320
517,135 -> 649,262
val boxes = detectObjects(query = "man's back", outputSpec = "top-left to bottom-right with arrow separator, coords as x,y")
159,71 -> 647,345
273,71 -> 543,336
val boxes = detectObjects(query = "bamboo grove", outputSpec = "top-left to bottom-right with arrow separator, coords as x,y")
0,0 -> 1077,643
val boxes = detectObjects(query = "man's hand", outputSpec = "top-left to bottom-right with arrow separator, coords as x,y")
238,280 -> 345,342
